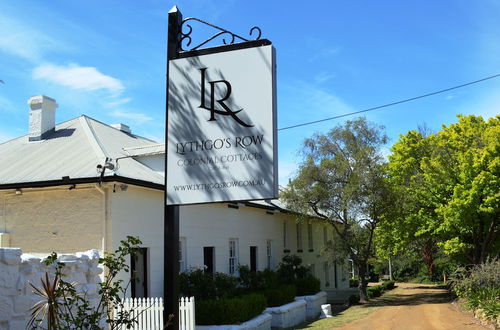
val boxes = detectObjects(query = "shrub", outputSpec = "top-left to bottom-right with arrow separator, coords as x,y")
349,277 -> 359,288
367,285 -> 383,299
196,293 -> 267,325
277,255 -> 312,283
381,280 -> 395,290
348,293 -> 360,305
238,265 -> 279,291
451,260 -> 500,322
179,269 -> 237,300
295,276 -> 321,296
264,285 -> 297,307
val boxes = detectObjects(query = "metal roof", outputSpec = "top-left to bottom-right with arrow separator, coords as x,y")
0,116 -> 163,188
0,115 -> 292,213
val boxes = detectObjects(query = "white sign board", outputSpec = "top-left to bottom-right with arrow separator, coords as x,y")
167,44 -> 278,205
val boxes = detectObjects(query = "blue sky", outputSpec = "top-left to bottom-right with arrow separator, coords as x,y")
1,0 -> 499,184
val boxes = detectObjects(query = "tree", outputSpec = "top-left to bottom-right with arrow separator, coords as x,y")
376,129 -> 442,276
379,115 -> 499,266
282,117 -> 393,301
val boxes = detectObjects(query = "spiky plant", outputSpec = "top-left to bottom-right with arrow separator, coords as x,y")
27,272 -> 61,329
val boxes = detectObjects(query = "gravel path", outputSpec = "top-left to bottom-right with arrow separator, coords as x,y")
337,283 -> 488,330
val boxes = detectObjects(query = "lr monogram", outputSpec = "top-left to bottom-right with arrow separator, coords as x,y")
198,67 -> 253,127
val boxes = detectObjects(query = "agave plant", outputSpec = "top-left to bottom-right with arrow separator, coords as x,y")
27,272 -> 61,329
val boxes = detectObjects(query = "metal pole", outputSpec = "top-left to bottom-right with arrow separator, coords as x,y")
388,257 -> 393,281
164,6 -> 182,329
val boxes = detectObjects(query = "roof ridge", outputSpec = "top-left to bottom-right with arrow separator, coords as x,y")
80,115 -> 158,143
123,143 -> 165,151
79,116 -> 109,164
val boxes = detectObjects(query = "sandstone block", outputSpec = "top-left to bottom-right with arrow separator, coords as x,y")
0,297 -> 14,321
0,248 -> 22,265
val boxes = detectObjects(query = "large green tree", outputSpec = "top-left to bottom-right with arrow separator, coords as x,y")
282,117 -> 393,301
379,115 -> 499,265
377,128 -> 441,275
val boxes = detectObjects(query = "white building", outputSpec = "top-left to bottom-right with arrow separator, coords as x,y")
0,96 -> 351,301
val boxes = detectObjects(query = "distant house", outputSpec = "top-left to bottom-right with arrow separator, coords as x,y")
0,95 -> 351,301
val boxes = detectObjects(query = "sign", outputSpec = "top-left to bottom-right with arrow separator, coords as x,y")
167,43 -> 277,205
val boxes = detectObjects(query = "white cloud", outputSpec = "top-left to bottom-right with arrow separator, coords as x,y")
314,72 -> 335,84
110,110 -> 152,124
33,63 -> 124,96
104,97 -> 132,108
0,14 -> 69,62
283,79 -> 354,118
308,46 -> 341,63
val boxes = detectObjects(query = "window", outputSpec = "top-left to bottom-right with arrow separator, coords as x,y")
323,262 -> 330,287
323,226 -> 328,245
250,246 -> 258,272
179,237 -> 187,272
296,223 -> 303,251
283,220 -> 289,251
131,248 -> 148,298
308,223 -> 314,251
228,239 -> 239,275
266,240 -> 274,269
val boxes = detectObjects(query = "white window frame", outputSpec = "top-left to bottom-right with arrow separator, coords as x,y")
266,239 -> 274,269
308,223 -> 314,251
228,238 -> 239,275
283,220 -> 289,250
296,223 -> 303,251
179,237 -> 187,272
324,262 -> 330,287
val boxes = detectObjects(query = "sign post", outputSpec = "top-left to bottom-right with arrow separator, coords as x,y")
164,6 -> 277,328
164,6 -> 182,329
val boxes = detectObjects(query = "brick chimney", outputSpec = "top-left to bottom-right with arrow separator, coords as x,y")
28,95 -> 58,141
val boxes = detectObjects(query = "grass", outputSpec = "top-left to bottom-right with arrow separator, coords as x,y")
289,287 -> 403,329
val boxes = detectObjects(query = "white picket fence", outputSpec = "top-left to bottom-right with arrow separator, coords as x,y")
179,296 -> 196,330
115,296 -> 195,330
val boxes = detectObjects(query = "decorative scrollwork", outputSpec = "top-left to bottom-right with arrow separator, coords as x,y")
179,17 -> 262,51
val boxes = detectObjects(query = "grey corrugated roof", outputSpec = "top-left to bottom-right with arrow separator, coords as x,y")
0,116 -> 290,213
0,115 -> 163,187
123,143 -> 165,157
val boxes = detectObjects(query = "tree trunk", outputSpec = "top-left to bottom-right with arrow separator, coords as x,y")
422,245 -> 435,276
358,263 -> 369,302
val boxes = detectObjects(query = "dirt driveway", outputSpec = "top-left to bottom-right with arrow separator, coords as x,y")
337,283 -> 487,330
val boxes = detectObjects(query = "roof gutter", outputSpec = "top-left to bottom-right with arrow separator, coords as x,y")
0,175 -> 164,191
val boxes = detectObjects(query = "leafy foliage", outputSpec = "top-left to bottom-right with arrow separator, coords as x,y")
263,285 -> 297,307
451,259 -> 500,322
348,293 -> 360,305
180,255 -> 321,324
276,254 -> 313,283
237,265 -> 279,292
179,269 -> 237,300
378,115 -> 499,266
295,276 -> 321,296
282,117 -> 393,301
195,293 -> 267,325
28,236 -> 149,330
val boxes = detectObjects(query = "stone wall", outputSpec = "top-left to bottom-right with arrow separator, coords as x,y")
0,248 -> 102,330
